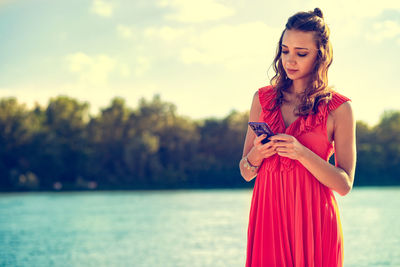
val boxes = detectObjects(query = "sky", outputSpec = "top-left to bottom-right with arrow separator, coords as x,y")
0,0 -> 399,126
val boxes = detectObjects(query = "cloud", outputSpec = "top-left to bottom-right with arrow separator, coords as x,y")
119,63 -> 131,77
116,24 -> 134,39
144,26 -> 190,42
144,22 -> 281,70
180,48 -> 210,64
65,52 -> 150,84
65,52 -> 117,86
134,56 -> 151,76
365,20 -> 400,43
312,0 -> 400,19
309,0 -> 400,41
157,0 -> 235,23
91,0 -> 113,17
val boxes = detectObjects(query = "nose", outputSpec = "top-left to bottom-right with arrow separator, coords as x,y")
286,54 -> 296,66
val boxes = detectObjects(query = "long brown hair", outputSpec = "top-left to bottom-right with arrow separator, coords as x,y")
270,7 -> 333,115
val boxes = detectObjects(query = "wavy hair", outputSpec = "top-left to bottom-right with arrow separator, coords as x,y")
269,7 -> 333,115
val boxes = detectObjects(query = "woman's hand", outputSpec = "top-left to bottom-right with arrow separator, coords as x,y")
252,134 -> 277,160
269,134 -> 307,160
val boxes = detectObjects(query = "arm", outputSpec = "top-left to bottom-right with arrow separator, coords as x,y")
270,101 -> 356,196
239,91 -> 277,182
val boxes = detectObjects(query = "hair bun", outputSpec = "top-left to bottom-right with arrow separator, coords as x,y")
313,8 -> 323,19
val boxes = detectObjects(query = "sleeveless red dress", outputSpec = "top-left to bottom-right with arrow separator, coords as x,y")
245,85 -> 350,267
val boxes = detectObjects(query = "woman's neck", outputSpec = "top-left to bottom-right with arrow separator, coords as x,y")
290,78 -> 309,95
283,78 -> 310,104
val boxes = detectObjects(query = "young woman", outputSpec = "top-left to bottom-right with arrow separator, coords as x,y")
239,8 -> 356,267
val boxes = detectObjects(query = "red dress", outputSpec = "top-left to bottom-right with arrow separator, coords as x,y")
245,85 -> 350,267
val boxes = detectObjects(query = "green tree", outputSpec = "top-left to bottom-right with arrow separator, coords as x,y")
193,110 -> 248,187
355,121 -> 379,185
36,96 -> 90,189
86,97 -> 133,187
374,110 -> 400,184
0,98 -> 41,190
134,95 -> 198,186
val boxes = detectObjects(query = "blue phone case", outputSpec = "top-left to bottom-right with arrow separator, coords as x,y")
248,122 -> 275,144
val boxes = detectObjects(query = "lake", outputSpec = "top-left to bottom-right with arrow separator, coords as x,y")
0,187 -> 399,266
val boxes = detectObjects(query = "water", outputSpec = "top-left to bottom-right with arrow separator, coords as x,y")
0,187 -> 399,267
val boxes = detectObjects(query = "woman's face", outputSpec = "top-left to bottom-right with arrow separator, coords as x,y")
281,29 -> 318,82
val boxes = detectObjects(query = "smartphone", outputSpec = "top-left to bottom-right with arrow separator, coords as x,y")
248,122 -> 275,144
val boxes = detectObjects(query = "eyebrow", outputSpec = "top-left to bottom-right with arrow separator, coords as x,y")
281,44 -> 309,50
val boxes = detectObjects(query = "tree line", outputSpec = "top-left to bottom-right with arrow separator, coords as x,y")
0,95 -> 398,192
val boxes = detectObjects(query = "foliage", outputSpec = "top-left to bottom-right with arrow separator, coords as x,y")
0,95 -> 398,191
355,110 -> 400,186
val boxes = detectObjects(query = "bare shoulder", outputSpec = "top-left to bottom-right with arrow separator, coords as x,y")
250,90 -> 261,112
253,90 -> 259,102
332,101 -> 354,124
246,90 -> 261,122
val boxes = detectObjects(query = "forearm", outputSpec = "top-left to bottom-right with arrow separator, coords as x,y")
298,147 -> 352,196
239,147 -> 264,182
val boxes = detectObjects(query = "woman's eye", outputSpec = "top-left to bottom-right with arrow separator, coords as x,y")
281,51 -> 307,57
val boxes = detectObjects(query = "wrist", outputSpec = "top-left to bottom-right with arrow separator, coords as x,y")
247,147 -> 263,166
243,155 -> 259,173
298,145 -> 311,163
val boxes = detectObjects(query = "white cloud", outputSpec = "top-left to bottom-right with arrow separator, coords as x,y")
309,0 -> 400,41
66,53 -> 92,72
365,20 -> 400,43
65,52 -> 117,86
119,63 -> 131,77
91,0 -> 113,17
65,52 -> 149,85
181,48 -> 210,64
144,22 -> 281,70
157,0 -> 235,23
144,26 -> 190,42
117,24 -> 134,39
134,56 -> 151,76
311,0 -> 400,19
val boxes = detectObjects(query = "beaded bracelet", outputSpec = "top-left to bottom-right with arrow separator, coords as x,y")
243,156 -> 259,172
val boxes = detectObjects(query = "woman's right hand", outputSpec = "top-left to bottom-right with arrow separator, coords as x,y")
252,134 -> 277,160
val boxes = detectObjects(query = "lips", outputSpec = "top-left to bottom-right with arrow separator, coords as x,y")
286,69 -> 298,74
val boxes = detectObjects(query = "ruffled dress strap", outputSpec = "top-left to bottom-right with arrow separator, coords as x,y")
258,85 -> 275,112
328,92 -> 351,112
294,91 -> 351,136
257,86 -> 292,172
257,85 -> 282,134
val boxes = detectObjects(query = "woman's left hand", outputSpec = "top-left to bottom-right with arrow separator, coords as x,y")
269,134 -> 307,160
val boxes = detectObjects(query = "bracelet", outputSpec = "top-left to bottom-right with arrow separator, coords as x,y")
243,156 -> 259,172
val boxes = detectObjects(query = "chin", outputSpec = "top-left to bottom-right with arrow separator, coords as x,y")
287,73 -> 309,81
